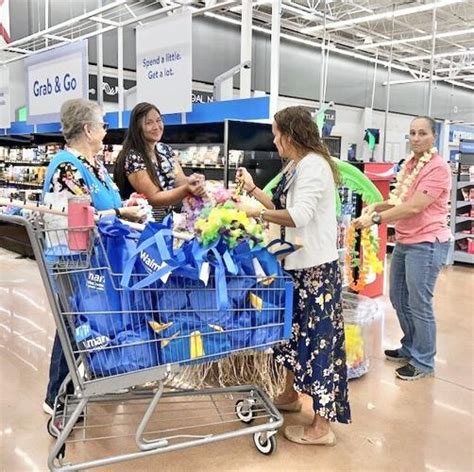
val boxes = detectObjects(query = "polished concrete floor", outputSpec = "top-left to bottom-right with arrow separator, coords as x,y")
0,247 -> 472,472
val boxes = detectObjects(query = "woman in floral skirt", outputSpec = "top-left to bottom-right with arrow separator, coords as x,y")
237,106 -> 351,446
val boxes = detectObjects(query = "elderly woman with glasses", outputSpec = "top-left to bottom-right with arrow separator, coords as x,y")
42,98 -> 146,417
43,98 -> 146,221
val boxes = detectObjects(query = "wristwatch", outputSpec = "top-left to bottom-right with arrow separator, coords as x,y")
371,212 -> 382,225
259,208 -> 267,224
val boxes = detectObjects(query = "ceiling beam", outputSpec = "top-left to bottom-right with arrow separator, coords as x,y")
355,28 -> 474,50
0,0 -> 127,51
406,49 -> 474,62
301,0 -> 464,35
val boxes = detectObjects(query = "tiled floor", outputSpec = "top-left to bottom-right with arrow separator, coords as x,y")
0,247 -> 472,472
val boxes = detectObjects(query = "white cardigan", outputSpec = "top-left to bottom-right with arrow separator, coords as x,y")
283,152 -> 339,271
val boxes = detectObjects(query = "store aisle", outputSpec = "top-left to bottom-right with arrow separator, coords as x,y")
0,247 -> 472,472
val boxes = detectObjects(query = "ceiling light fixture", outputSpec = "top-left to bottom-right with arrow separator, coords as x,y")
406,48 -> 474,61
355,28 -> 474,50
435,64 -> 474,72
301,0 -> 464,34
202,10 -> 474,91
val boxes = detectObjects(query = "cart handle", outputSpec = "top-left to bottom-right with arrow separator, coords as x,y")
0,197 -> 193,241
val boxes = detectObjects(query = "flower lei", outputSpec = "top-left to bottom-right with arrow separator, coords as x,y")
388,147 -> 437,205
177,181 -> 264,248
345,224 -> 384,292
195,204 -> 264,248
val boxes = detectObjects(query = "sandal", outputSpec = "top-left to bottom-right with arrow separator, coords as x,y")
284,425 -> 336,446
274,399 -> 302,412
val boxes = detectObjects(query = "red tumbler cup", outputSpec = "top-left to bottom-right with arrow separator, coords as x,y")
67,196 -> 94,251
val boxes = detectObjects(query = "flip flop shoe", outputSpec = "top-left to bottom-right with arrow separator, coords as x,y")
274,399 -> 303,412
284,425 -> 336,446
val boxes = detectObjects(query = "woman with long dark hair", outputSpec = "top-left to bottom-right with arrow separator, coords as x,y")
114,102 -> 205,221
237,106 -> 351,446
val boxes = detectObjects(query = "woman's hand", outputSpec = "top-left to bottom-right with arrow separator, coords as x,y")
362,203 -> 377,216
234,200 -> 260,218
236,167 -> 255,192
119,205 -> 148,223
353,213 -> 373,230
187,173 -> 206,198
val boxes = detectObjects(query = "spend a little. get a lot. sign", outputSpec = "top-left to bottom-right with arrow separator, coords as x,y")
25,41 -> 88,125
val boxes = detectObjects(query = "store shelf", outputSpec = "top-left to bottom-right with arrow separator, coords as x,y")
0,180 -> 43,188
456,201 -> 474,209
453,251 -> 474,264
0,160 -> 49,166
456,216 -> 474,223
182,164 -> 228,170
455,232 -> 473,241
457,181 -> 474,189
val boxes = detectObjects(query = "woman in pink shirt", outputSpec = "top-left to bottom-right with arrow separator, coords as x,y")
355,116 -> 451,380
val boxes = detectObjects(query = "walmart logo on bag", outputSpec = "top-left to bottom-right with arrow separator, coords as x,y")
140,251 -> 162,273
86,272 -> 105,291
76,322 -> 110,351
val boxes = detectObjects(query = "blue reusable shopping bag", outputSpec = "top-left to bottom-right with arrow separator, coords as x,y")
152,321 -> 231,365
225,311 -> 253,350
72,216 -> 145,339
84,324 -> 159,376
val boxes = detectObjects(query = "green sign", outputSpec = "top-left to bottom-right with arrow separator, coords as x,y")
17,106 -> 28,122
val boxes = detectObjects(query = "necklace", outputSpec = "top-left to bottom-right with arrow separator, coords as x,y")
345,225 -> 383,292
388,147 -> 437,206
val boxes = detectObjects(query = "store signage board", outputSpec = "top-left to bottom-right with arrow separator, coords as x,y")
0,65 -> 10,128
136,11 -> 192,114
25,41 -> 88,124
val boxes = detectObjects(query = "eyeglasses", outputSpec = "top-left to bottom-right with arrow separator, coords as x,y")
86,121 -> 109,131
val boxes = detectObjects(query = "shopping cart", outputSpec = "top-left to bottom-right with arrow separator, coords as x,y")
0,213 -> 293,471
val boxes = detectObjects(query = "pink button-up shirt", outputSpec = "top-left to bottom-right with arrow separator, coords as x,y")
395,154 -> 452,244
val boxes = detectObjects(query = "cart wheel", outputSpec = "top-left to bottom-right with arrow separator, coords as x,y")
253,432 -> 277,455
47,417 -> 59,439
235,399 -> 255,424
56,443 -> 66,460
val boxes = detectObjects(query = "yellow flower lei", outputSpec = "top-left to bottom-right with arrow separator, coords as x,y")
195,206 -> 264,248
345,224 -> 384,292
388,147 -> 437,206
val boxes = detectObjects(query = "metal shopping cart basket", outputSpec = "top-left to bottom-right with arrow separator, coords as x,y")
1,214 -> 293,471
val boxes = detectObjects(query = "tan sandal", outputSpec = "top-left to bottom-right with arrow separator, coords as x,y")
274,399 -> 302,412
284,425 -> 336,446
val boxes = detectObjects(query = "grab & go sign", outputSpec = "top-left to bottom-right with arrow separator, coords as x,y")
25,41 -> 88,124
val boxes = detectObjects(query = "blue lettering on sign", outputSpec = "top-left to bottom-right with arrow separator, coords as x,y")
63,73 -> 77,91
33,78 -> 53,97
148,70 -> 160,80
32,73 -> 79,97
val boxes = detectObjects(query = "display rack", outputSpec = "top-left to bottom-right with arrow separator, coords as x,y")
449,139 -> 474,265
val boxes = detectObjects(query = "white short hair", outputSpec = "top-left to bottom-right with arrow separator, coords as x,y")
60,99 -> 102,142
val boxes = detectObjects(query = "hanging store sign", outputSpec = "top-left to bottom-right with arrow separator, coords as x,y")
136,11 -> 192,114
88,74 -> 136,103
0,65 -> 10,128
192,90 -> 213,104
25,41 -> 88,124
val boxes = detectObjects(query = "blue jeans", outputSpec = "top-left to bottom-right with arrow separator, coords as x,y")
389,241 -> 450,373
45,331 -> 73,405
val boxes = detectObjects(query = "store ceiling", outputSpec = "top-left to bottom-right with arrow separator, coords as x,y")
1,0 -> 473,89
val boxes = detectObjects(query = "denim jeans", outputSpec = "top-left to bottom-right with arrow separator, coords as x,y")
45,331 -> 74,405
389,240 -> 450,373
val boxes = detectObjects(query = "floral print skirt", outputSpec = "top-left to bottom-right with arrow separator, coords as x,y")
273,260 -> 351,423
